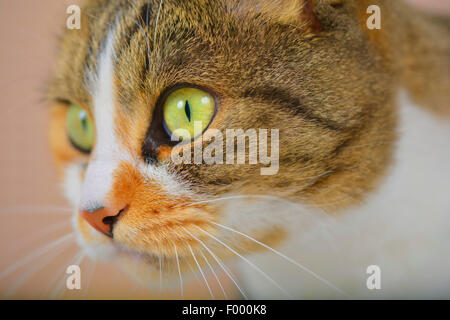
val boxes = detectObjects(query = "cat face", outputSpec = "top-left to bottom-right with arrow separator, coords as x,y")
48,0 -> 396,285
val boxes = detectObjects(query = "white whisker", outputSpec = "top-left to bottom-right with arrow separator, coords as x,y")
200,250 -> 228,300
177,194 -> 304,208
4,239 -> 74,297
188,243 -> 214,300
211,221 -> 350,297
184,256 -> 202,285
50,251 -> 85,300
129,1 -> 152,71
7,220 -> 71,255
83,259 -> 97,300
196,226 -> 293,299
153,0 -> 163,48
159,255 -> 163,296
180,226 -> 248,299
174,244 -> 183,299
0,205 -> 72,215
169,227 -> 203,292
0,233 -> 75,280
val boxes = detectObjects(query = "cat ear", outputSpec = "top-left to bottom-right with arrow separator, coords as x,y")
226,0 -> 345,30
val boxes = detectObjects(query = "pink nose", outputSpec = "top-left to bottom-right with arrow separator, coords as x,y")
80,205 -> 127,236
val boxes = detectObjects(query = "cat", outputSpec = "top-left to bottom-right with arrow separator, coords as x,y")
47,0 -> 450,299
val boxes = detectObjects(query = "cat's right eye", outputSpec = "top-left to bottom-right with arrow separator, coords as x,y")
66,103 -> 94,153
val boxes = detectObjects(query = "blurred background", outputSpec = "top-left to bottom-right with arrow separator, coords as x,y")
0,0 -> 448,299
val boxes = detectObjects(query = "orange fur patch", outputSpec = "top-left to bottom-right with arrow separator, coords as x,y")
106,161 -> 218,258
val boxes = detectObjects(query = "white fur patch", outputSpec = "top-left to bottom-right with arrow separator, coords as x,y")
137,162 -> 193,198
63,163 -> 84,208
81,28 -> 123,211
234,92 -> 450,298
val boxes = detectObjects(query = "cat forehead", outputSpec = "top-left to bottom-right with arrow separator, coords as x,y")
51,0 -> 315,109
84,0 -> 228,71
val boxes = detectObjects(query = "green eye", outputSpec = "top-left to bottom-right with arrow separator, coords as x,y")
163,87 -> 215,140
66,103 -> 94,153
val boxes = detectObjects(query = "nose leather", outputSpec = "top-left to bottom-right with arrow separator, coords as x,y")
80,205 -> 125,236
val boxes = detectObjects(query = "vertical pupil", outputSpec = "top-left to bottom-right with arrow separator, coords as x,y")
79,111 -> 87,131
184,100 -> 191,122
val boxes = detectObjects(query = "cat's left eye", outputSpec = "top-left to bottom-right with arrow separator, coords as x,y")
66,103 -> 94,153
162,87 -> 215,140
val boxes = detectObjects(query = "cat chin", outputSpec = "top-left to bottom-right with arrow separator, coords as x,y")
80,233 -> 178,288
74,223 -> 165,288
73,210 -> 167,277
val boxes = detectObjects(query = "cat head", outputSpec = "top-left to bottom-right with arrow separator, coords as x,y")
48,0 -> 396,286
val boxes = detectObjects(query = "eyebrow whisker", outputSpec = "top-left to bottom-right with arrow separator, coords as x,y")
153,0 -> 164,49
